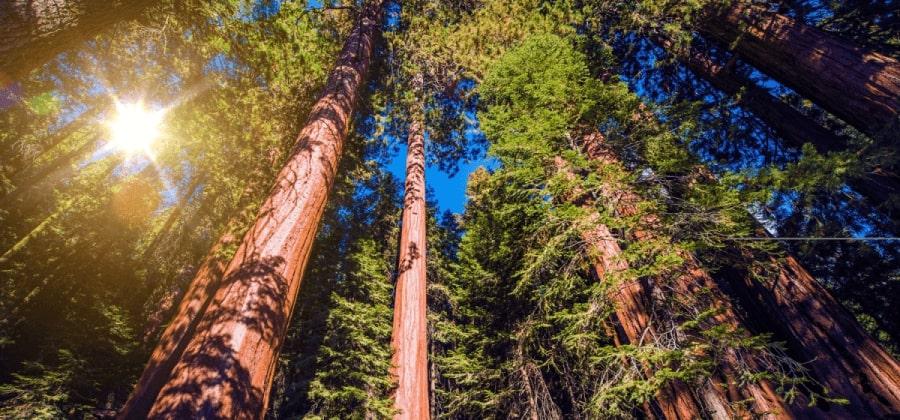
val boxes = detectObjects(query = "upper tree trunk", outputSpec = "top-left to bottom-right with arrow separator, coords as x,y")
700,2 -> 900,138
0,0 -> 153,81
726,250 -> 900,417
390,101 -> 431,420
580,132 -> 793,419
140,2 -> 384,417
657,37 -> 899,220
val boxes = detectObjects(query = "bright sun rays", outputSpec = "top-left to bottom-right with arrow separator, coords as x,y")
106,100 -> 166,157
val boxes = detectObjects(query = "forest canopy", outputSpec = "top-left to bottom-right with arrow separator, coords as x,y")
0,0 -> 898,418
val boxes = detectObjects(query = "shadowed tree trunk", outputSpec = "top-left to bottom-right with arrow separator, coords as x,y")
700,2 -> 900,138
656,37 -> 899,219
725,249 -> 900,417
134,1 -> 385,418
390,98 -> 431,420
139,174 -> 205,260
578,132 -> 794,419
0,0 -> 154,81
118,181 -> 261,419
552,156 -> 703,419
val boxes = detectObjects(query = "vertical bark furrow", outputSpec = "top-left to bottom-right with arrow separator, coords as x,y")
580,132 -> 793,419
729,252 -> 900,417
390,102 -> 431,420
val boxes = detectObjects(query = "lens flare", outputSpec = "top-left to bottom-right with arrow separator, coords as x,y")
107,101 -> 164,156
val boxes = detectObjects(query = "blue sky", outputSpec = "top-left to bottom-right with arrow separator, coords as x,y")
384,142 -> 492,214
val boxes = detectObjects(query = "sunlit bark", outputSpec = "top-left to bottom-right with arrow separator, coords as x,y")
137,1 -> 385,417
119,221 -> 239,419
390,100 -> 430,420
701,2 -> 900,138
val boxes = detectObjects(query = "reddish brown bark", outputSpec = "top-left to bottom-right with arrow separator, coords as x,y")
552,155 -> 702,419
580,132 -> 792,418
657,37 -> 899,219
701,2 -> 900,138
583,221 -> 703,419
390,106 -> 431,420
119,227 -> 238,419
138,2 -> 384,417
728,251 -> 900,417
0,0 -> 154,81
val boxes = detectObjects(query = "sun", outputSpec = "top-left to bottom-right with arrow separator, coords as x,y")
107,101 -> 165,156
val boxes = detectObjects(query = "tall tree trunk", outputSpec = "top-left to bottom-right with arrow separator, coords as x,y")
137,2 -> 384,418
140,174 -> 205,260
390,102 -> 431,420
583,222 -> 703,419
579,132 -> 793,419
725,250 -> 900,417
0,0 -> 154,81
656,37 -> 899,219
553,156 -> 703,419
119,180 -> 262,419
2,130 -> 99,205
700,2 -> 900,138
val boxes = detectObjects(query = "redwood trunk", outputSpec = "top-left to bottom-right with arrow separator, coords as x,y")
390,107 -> 430,420
583,221 -> 703,419
119,181 -> 262,419
658,37 -> 899,216
119,227 -> 238,419
140,2 -> 383,417
700,3 -> 900,138
728,252 -> 900,417
580,133 -> 791,418
0,0 -> 154,81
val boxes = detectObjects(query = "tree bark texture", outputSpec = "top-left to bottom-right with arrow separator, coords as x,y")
119,179 -> 262,419
390,106 -> 431,420
726,252 -> 900,417
584,220 -> 706,419
658,37 -> 899,219
580,132 -> 792,419
701,2 -> 900,138
552,156 -> 703,419
0,0 -> 153,81
139,1 -> 384,417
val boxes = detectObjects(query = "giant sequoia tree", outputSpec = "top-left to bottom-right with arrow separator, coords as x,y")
2,0 -> 900,418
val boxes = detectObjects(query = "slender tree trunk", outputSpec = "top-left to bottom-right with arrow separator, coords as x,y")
553,156 -> 703,419
579,132 -> 792,419
0,158 -> 118,266
2,130 -> 99,204
726,250 -> 900,417
390,101 -> 430,420
138,2 -> 384,418
700,2 -> 900,138
0,0 -> 154,81
657,37 -> 899,220
140,175 -> 205,260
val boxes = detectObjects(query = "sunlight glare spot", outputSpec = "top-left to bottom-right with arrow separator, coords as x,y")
107,101 -> 164,156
